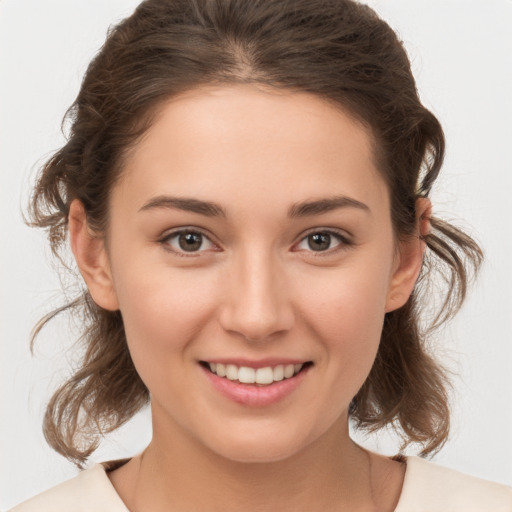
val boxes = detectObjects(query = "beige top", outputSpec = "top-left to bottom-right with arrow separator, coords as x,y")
9,456 -> 512,511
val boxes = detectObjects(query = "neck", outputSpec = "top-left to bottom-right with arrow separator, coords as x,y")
119,411 -> 379,512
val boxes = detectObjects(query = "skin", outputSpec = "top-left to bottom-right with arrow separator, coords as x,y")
69,83 -> 430,511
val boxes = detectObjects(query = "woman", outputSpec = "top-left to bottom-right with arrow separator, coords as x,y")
8,0 -> 512,510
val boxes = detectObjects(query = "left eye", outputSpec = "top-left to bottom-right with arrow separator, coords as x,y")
296,231 -> 344,252
163,230 -> 215,253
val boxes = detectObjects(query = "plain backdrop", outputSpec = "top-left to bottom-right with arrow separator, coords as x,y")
1,0 -> 511,508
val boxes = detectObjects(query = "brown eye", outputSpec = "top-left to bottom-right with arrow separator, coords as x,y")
179,232 -> 203,251
307,233 -> 332,251
295,230 -> 347,254
163,230 -> 215,254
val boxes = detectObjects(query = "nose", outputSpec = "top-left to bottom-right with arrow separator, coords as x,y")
218,249 -> 295,342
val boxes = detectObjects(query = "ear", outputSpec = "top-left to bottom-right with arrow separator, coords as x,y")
68,199 -> 120,311
385,198 -> 432,312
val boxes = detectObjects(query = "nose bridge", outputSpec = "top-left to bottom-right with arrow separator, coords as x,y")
220,243 -> 294,341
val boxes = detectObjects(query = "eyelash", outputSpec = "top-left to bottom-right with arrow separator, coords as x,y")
159,228 -> 218,257
158,228 -> 352,257
293,229 -> 352,256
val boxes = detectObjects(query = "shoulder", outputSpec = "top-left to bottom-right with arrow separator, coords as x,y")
8,463 -> 129,512
395,456 -> 512,512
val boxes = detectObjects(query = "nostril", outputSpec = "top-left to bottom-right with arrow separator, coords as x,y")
218,281 -> 295,342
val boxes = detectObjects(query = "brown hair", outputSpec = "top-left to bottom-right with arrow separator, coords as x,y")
29,0 -> 482,467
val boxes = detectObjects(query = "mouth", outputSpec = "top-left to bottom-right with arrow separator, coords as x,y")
200,361 -> 313,386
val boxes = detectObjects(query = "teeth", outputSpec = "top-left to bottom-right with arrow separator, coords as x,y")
226,364 -> 238,381
216,363 -> 226,377
207,362 -> 305,385
284,364 -> 295,378
273,365 -> 284,381
238,367 -> 256,384
255,367 -> 274,385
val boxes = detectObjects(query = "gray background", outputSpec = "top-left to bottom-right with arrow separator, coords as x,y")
1,0 -> 511,508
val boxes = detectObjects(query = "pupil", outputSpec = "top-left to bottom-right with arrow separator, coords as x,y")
308,233 -> 331,251
179,232 -> 202,251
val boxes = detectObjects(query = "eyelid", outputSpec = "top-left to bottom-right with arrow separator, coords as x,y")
157,226 -> 352,256
158,227 -> 221,255
292,228 -> 353,254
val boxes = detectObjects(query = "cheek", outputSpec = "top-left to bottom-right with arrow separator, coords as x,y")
296,260 -> 392,391
111,258 -> 220,368
302,260 -> 391,341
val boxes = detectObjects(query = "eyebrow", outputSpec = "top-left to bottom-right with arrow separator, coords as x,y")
138,194 -> 370,218
288,195 -> 370,218
139,196 -> 227,217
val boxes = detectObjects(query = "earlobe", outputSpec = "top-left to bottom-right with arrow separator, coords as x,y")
68,199 -> 119,311
385,198 -> 431,312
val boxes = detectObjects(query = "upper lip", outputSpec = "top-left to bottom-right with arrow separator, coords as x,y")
201,358 -> 311,369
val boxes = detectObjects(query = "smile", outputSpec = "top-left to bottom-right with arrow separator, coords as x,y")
200,360 -> 312,406
205,362 -> 306,386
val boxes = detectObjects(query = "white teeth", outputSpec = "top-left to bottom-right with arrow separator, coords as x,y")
238,367 -> 256,384
226,364 -> 238,381
284,364 -> 295,379
273,365 -> 284,381
207,362 -> 306,385
216,363 -> 226,377
255,367 -> 274,385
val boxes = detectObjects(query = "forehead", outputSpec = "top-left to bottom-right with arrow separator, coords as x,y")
115,83 -> 388,216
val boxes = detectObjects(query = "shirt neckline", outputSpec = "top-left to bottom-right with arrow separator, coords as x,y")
94,454 -> 413,511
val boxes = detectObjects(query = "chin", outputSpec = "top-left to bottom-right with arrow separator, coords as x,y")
215,442 -> 302,464
200,422 -> 318,464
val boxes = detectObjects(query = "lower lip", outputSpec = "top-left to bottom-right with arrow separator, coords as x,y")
201,364 -> 310,407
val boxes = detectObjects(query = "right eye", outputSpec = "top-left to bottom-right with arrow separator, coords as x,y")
160,229 -> 216,255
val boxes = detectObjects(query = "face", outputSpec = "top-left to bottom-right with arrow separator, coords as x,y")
72,84 -> 423,463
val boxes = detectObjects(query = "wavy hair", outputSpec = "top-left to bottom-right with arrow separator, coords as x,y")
29,0 -> 482,467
